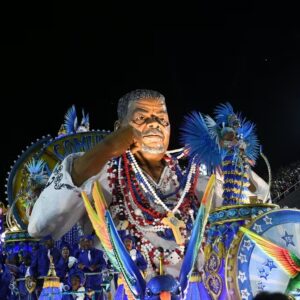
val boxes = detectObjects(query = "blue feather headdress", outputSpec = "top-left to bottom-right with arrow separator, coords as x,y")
81,108 -> 89,127
64,105 -> 78,134
180,104 -> 260,166
214,102 -> 236,126
25,158 -> 49,186
25,158 -> 46,174
63,105 -> 90,135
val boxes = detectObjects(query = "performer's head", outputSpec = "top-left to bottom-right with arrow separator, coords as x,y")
78,235 -> 85,249
123,235 -> 135,251
84,234 -> 94,249
70,274 -> 82,290
60,242 -> 71,259
116,89 -> 170,157
42,235 -> 54,249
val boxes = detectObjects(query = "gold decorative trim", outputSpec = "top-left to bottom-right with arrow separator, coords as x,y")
210,203 -> 278,213
189,274 -> 202,283
5,238 -> 40,243
42,278 -> 61,288
225,230 -> 244,300
205,273 -> 223,300
210,217 -> 250,226
5,230 -> 28,234
204,251 -> 221,274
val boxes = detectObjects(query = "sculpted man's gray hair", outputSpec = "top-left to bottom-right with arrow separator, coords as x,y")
117,89 -> 165,121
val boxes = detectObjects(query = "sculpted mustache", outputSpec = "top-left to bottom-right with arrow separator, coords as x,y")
142,129 -> 164,138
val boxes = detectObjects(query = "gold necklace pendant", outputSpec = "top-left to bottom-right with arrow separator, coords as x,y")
162,212 -> 186,245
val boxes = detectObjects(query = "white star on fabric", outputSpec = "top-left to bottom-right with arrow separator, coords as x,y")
238,271 -> 247,283
238,253 -> 248,264
263,215 -> 272,225
241,288 -> 250,300
243,239 -> 252,251
253,224 -> 262,233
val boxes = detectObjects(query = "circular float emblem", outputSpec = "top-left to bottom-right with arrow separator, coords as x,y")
226,208 -> 300,299
6,130 -> 110,229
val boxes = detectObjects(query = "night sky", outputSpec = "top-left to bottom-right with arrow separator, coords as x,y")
1,3 -> 300,204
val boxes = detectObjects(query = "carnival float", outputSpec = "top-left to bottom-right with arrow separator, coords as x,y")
1,103 -> 299,299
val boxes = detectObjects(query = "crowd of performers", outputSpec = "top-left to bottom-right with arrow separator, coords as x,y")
0,233 -> 148,299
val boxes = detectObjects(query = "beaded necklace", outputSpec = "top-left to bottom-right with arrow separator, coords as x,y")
126,150 -> 197,214
109,151 -> 200,273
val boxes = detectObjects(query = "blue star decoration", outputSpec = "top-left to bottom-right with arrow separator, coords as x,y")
257,281 -> 266,291
264,259 -> 277,271
281,231 -> 295,247
258,268 -> 269,280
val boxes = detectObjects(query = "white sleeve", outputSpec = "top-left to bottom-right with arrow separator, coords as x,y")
249,169 -> 271,203
28,153 -> 112,240
68,256 -> 78,268
195,173 -> 224,210
195,169 -> 271,209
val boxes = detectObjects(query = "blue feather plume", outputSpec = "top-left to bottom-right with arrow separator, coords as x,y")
244,130 -> 260,163
106,210 -> 146,299
25,158 -> 49,186
179,205 -> 205,293
180,111 -> 222,172
214,102 -> 235,126
238,120 -> 260,163
238,119 -> 254,139
64,105 -> 78,134
204,114 -> 220,147
25,158 -> 46,174
81,109 -> 89,127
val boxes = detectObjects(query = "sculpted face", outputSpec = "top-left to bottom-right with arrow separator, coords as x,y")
123,98 -> 170,155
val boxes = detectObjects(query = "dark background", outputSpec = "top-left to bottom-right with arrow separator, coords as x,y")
1,3 -> 300,205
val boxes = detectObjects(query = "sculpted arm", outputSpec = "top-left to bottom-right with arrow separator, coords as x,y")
28,125 -> 142,239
